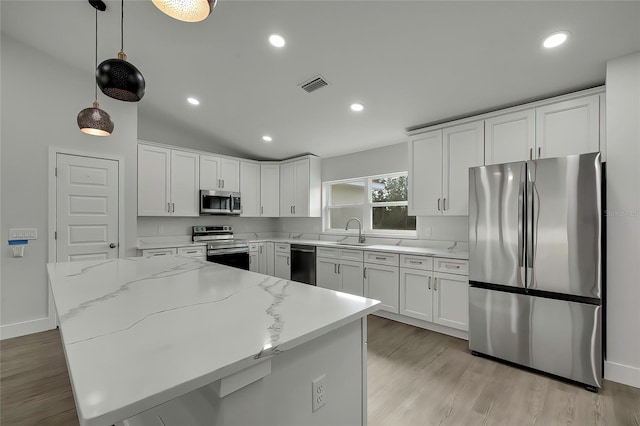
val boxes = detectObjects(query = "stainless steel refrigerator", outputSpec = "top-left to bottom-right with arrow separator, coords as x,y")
468,152 -> 603,390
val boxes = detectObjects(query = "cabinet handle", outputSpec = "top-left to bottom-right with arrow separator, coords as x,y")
172,203 -> 175,213
290,206 -> 293,214
409,260 -> 422,265
218,179 -> 221,188
445,264 -> 460,269
530,148 -> 533,160
261,206 -> 264,215
287,257 -> 290,266
434,277 -> 438,291
443,198 -> 447,211
428,276 -> 431,290
337,264 -> 341,274
334,264 -> 337,274
167,202 -> 171,213
293,205 -> 296,214
375,256 -> 386,260
185,250 -> 197,254
259,246 -> 263,254
538,147 -> 541,158
437,198 -> 441,211
222,179 -> 225,188
363,267 -> 367,278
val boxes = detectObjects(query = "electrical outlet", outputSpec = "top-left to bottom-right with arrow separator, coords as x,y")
312,374 -> 326,412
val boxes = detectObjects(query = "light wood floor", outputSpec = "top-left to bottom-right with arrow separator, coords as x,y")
1,317 -> 639,425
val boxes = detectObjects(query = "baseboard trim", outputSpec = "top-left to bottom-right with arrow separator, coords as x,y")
372,311 -> 469,341
605,360 -> 640,388
0,317 -> 55,340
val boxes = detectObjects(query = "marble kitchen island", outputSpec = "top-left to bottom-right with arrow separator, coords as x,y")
47,255 -> 380,426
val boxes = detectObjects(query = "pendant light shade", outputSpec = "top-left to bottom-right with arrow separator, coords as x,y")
78,102 -> 114,136
97,0 -> 145,102
77,1 -> 114,137
151,0 -> 217,23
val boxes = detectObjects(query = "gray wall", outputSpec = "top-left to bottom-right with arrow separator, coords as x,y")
604,52 -> 640,387
1,35 -> 138,331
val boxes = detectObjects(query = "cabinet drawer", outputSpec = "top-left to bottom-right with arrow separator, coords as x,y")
364,251 -> 399,266
177,246 -> 206,257
275,243 -> 290,253
317,247 -> 340,259
141,248 -> 177,257
433,258 -> 469,275
340,249 -> 364,262
249,243 -> 259,253
400,254 -> 433,270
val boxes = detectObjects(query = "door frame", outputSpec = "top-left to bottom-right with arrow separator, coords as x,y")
47,147 -> 125,328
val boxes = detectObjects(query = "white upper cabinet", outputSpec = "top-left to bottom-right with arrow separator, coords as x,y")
200,155 -> 240,192
485,110 -> 535,164
240,161 -> 260,217
279,156 -> 321,217
408,130 -> 442,216
260,164 -> 280,217
442,121 -> 485,216
536,94 -> 600,159
138,144 -> 199,217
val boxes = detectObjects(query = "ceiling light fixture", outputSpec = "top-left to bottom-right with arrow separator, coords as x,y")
350,103 -> 364,112
543,31 -> 570,49
187,97 -> 200,105
262,135 -> 273,142
269,34 -> 286,48
77,1 -> 114,137
96,0 -> 145,102
152,0 -> 217,23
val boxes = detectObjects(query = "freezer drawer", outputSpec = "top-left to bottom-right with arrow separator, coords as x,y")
469,287 -> 602,388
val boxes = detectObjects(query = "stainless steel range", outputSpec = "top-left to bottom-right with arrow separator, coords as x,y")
192,226 -> 249,270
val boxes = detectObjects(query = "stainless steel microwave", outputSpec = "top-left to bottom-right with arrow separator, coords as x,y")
200,190 -> 241,215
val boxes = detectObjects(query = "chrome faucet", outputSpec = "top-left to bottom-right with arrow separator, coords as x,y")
345,218 -> 365,243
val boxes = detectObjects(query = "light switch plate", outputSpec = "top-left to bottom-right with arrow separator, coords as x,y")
9,228 -> 37,240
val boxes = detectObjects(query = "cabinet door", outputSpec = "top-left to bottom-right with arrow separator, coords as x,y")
317,258 -> 339,291
364,263 -> 399,314
399,268 -> 433,322
279,162 -> 295,217
240,161 -> 260,217
442,121 -> 485,216
339,260 -> 364,297
408,130 -> 443,216
293,159 -> 310,216
249,253 -> 259,273
274,252 -> 291,280
257,243 -> 268,275
536,95 -> 599,159
485,110 -> 535,165
265,242 -> 275,276
170,150 -> 199,217
433,272 -> 468,331
138,144 -> 171,216
200,155 -> 221,190
260,164 -> 280,217
220,158 -> 240,192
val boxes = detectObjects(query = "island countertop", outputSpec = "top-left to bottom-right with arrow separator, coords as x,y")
47,256 -> 380,426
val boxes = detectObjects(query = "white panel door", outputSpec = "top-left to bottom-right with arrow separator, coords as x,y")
485,110 -> 535,164
57,154 -> 119,262
317,258 -> 339,291
536,95 -> 600,159
293,159 -> 310,217
170,150 -> 199,217
274,252 -> 291,280
240,161 -> 260,217
442,121 -> 485,216
339,260 -> 364,297
408,130 -> 442,216
279,162 -> 295,217
399,268 -> 433,322
137,144 -> 170,216
364,263 -> 399,314
220,158 -> 240,192
200,155 -> 221,190
260,164 -> 280,217
433,272 -> 468,331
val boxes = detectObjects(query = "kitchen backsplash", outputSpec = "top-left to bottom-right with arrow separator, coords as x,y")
137,216 -> 278,237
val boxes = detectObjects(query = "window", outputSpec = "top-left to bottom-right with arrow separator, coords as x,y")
324,173 -> 416,235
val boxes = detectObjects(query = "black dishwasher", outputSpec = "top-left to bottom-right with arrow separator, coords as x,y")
290,244 -> 316,286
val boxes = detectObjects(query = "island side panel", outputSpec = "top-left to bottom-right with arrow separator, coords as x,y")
120,317 -> 367,426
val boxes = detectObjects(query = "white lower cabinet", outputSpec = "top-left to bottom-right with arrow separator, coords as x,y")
317,258 -> 340,291
274,244 -> 290,280
399,267 -> 433,322
432,272 -> 468,331
250,242 -> 276,276
364,263 -> 399,314
317,257 -> 364,296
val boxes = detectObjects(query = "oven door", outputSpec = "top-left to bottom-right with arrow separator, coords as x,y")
207,247 -> 250,270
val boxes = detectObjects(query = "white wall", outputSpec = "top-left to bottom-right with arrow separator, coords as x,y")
0,35 -> 138,337
604,52 -> 640,388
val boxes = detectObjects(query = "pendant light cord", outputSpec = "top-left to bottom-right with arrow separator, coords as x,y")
121,0 -> 124,51
94,8 -> 98,101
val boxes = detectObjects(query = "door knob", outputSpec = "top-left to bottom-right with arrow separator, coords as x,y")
109,243 -> 117,248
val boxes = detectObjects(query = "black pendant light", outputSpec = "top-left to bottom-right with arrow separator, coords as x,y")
77,0 -> 114,137
152,0 -> 217,23
96,0 -> 145,102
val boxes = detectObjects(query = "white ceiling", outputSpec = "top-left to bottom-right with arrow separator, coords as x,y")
2,1 -> 639,160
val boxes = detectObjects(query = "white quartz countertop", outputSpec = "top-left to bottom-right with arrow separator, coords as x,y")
136,241 -> 207,250
47,256 -> 380,426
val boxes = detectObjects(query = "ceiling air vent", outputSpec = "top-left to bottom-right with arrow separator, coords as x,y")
300,75 -> 329,93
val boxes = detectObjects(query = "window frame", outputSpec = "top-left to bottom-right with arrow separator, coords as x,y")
322,172 -> 417,238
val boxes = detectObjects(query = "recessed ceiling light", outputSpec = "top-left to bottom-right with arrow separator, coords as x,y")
262,135 -> 273,142
350,103 -> 364,112
269,34 -> 285,48
543,31 -> 570,49
187,97 -> 200,105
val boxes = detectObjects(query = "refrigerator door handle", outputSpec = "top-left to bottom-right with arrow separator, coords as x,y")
526,163 -> 535,287
518,166 -> 526,286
